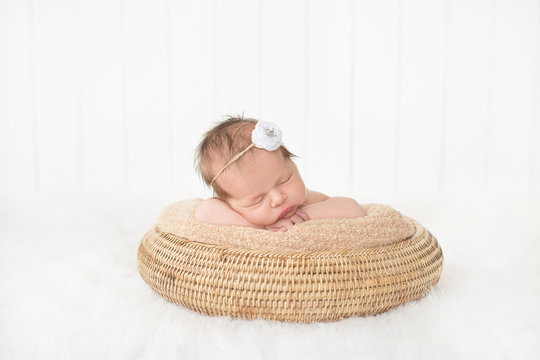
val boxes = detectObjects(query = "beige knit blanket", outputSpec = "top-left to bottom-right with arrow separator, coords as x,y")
156,199 -> 416,252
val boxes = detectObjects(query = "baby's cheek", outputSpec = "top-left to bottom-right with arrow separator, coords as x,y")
292,182 -> 307,203
245,207 -> 276,226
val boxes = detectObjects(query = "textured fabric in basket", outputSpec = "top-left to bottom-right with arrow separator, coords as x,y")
157,199 -> 415,251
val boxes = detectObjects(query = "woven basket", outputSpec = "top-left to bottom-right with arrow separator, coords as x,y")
137,217 -> 443,323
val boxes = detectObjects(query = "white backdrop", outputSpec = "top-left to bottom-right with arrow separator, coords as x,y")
0,0 -> 539,200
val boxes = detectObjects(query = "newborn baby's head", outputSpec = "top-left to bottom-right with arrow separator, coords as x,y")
195,116 -> 308,226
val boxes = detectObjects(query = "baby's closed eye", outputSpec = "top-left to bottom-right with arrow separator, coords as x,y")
250,197 -> 264,206
279,174 -> 292,185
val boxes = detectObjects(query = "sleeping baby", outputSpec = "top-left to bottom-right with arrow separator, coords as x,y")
194,116 -> 367,232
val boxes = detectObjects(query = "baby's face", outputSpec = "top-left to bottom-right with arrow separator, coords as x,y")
217,149 -> 307,226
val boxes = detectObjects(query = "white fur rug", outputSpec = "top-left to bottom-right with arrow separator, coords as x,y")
1,192 -> 539,360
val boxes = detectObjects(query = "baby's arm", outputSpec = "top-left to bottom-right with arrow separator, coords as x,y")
194,198 -> 264,229
301,196 -> 367,220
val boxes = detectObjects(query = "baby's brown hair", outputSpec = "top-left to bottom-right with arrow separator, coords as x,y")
194,115 -> 296,200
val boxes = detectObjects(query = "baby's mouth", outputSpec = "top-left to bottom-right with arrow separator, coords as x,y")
278,205 -> 296,219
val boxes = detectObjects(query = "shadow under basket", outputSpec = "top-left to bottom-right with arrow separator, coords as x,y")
137,217 -> 443,323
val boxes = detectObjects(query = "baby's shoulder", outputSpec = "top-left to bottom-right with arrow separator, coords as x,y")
303,190 -> 330,206
196,197 -> 228,216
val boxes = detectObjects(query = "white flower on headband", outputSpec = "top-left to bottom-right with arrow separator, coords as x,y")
252,121 -> 282,151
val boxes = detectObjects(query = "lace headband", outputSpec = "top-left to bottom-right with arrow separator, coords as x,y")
210,121 -> 283,186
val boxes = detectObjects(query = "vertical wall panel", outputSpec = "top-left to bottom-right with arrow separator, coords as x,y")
0,0 -> 34,191
353,0 -> 399,198
261,0 -> 307,175
33,0 -> 80,190
487,0 -> 539,195
444,0 -> 492,196
535,90 -> 540,197
79,0 -> 124,191
531,1 -> 539,197
306,0 -> 352,195
171,0 -> 214,197
535,25 -> 540,197
215,0 -> 260,118
397,0 -> 445,195
124,0 -> 169,191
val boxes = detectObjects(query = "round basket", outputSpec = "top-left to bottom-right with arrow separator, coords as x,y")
137,217 -> 443,323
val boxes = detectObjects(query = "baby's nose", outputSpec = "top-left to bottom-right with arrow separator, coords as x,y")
270,191 -> 287,207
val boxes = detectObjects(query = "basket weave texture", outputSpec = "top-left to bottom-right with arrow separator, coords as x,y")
137,217 -> 443,323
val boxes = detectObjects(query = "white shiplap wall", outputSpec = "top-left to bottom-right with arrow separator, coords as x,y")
0,0 -> 539,199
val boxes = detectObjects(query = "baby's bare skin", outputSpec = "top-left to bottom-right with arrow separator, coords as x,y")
194,198 -> 310,232
195,193 -> 367,232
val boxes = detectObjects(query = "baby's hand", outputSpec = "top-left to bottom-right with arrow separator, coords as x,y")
264,208 -> 310,232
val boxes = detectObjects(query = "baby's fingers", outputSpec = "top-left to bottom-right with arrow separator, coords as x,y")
289,214 -> 305,225
295,209 -> 310,222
